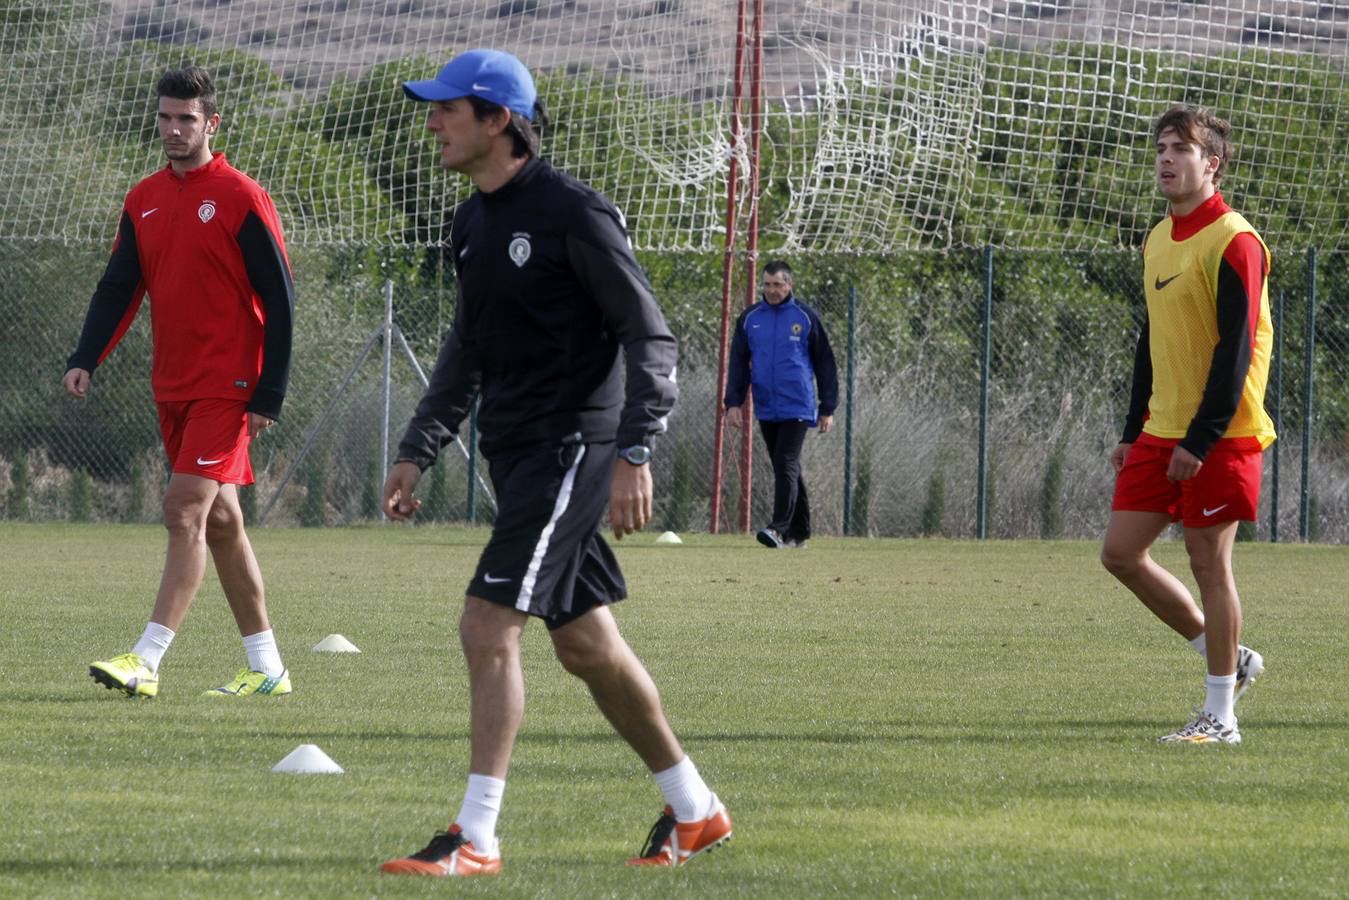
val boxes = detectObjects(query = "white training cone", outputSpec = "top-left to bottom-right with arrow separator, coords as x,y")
655,531 -> 683,545
312,634 -> 361,653
272,744 -> 344,774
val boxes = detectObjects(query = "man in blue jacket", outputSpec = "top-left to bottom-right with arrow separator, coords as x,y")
725,261 -> 839,548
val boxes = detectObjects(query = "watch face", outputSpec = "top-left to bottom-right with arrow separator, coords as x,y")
621,445 -> 651,464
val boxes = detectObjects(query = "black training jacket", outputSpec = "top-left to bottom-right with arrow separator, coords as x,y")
398,158 -> 678,465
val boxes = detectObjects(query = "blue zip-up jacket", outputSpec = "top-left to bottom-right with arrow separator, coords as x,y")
724,294 -> 838,424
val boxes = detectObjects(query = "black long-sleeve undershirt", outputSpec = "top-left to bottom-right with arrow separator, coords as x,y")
67,211 -> 143,373
1181,255 -> 1262,457
237,209 -> 295,421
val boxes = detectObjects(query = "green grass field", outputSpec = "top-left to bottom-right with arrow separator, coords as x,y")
2,523 -> 1347,897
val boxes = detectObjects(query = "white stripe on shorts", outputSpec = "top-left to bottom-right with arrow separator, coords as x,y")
516,444 -> 587,611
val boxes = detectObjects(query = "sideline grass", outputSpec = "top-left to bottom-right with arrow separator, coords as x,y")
2,523 -> 1347,897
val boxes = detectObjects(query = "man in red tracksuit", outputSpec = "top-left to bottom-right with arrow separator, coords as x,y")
63,67 -> 296,699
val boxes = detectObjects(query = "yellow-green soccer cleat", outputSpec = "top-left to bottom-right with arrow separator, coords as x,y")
202,668 -> 293,697
89,652 -> 158,698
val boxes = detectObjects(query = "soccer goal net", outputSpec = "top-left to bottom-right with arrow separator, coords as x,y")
3,1 -> 1347,253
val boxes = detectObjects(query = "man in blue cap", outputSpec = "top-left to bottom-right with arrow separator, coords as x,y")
379,49 -> 731,877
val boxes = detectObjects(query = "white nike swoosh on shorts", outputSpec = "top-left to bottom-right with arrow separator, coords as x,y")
196,457 -> 224,466
1202,504 -> 1230,517
483,574 -> 511,584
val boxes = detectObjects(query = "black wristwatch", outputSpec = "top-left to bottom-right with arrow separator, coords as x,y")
617,445 -> 652,465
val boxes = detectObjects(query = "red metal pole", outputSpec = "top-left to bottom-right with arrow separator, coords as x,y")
709,0 -> 750,535
736,0 -> 766,534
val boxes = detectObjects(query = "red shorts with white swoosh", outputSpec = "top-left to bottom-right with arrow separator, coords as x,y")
157,398 -> 253,485
1111,433 -> 1263,528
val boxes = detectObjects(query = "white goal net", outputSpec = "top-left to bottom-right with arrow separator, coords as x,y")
2,0 -> 1347,251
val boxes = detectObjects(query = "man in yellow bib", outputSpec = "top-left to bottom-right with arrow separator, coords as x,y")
1101,105 -> 1274,745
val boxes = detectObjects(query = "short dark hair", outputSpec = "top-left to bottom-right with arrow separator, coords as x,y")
156,66 -> 218,119
1153,105 -> 1232,184
763,260 -> 793,281
466,95 -> 549,159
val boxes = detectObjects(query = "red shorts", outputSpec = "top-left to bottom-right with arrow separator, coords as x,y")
1111,435 -> 1262,527
158,398 -> 254,485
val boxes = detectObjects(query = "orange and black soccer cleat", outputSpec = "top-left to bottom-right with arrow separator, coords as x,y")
627,795 -> 732,867
380,825 -> 501,877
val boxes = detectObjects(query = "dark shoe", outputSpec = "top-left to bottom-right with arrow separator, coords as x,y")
756,528 -> 785,549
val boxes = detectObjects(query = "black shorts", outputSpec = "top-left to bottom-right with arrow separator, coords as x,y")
467,439 -> 627,630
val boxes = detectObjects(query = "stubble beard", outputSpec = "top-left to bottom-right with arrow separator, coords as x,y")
163,134 -> 205,163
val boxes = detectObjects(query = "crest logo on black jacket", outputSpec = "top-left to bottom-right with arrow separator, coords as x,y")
509,233 -> 531,268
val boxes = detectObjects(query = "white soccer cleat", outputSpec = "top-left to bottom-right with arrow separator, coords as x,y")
1234,645 -> 1264,703
1159,711 -> 1241,745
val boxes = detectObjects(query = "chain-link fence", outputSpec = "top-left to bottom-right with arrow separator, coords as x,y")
3,241 -> 1347,541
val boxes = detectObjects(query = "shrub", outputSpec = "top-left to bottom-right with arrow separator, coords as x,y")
920,461 -> 946,537
983,454 -> 997,537
240,483 -> 258,524
422,458 -> 449,522
7,449 -> 29,520
665,440 -> 692,532
126,458 -> 145,523
301,459 -> 327,527
69,468 -> 93,523
360,452 -> 380,520
851,439 -> 872,536
1039,445 -> 1065,539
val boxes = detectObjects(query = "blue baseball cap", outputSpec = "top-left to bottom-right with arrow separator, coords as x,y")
403,49 -> 537,120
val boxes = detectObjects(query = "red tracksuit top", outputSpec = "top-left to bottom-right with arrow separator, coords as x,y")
68,152 -> 294,421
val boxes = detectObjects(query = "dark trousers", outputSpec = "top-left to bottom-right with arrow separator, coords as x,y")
758,419 -> 811,540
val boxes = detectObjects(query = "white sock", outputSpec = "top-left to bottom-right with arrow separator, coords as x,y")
242,629 -> 284,677
653,756 -> 714,823
1204,672 -> 1237,726
455,773 -> 504,855
132,622 -> 175,673
1188,633 -> 1207,658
